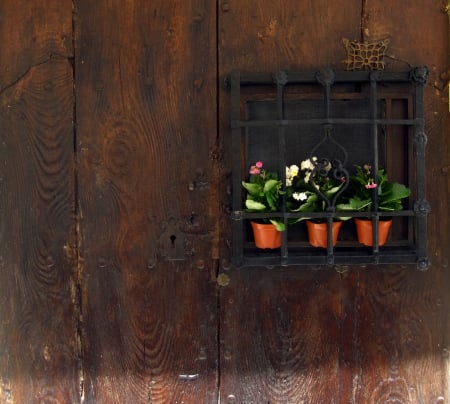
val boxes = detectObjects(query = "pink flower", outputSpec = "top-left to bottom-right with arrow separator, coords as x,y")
249,166 -> 261,175
255,161 -> 263,168
365,180 -> 377,189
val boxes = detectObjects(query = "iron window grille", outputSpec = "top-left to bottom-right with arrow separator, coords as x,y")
230,67 -> 430,269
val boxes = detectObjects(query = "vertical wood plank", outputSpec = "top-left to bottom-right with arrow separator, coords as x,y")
75,1 -> 218,402
218,0 -> 362,71
219,269 -> 358,403
353,1 -> 450,402
0,1 -> 79,403
218,0 -> 450,402
350,268 -> 449,403
218,2 -> 362,401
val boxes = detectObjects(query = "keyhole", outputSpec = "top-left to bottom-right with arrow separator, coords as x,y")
170,234 -> 176,247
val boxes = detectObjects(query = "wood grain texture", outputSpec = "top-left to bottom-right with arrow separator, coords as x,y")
349,268 -> 448,403
354,1 -> 450,402
219,270 -> 349,403
75,1 -> 219,402
0,1 -> 78,403
0,1 -> 448,403
361,0 -> 448,69
218,0 -> 362,72
218,0 -> 450,402
218,0 -> 362,399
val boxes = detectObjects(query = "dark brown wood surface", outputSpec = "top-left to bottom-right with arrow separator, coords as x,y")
218,1 -> 362,402
218,0 -> 450,403
0,0 -> 448,403
0,1 -> 79,402
74,1 -> 219,402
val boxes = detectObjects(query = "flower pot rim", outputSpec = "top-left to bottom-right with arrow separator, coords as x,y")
306,218 -> 343,223
354,217 -> 393,222
250,220 -> 277,225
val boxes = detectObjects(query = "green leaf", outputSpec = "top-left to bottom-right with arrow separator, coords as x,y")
325,185 -> 342,196
245,199 -> 266,211
350,198 -> 371,210
265,192 -> 276,210
381,182 -> 410,203
335,203 -> 353,211
307,193 -> 318,203
263,179 -> 279,193
242,181 -> 262,196
270,220 -> 285,231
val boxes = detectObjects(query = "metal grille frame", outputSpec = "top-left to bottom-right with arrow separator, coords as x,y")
230,68 -> 430,270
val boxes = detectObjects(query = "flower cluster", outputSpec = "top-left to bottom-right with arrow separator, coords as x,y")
242,161 -> 285,231
285,157 -> 347,218
337,164 -> 411,212
300,156 -> 318,183
241,158 -> 410,229
358,164 -> 378,189
286,164 -> 308,203
249,161 -> 263,175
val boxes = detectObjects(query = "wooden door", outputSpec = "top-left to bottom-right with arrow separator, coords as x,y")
0,1 -> 449,403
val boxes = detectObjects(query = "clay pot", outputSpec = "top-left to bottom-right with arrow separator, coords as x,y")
354,218 -> 392,246
251,221 -> 282,249
306,220 -> 342,248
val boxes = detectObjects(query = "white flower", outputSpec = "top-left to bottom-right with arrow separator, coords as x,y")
288,164 -> 299,178
286,164 -> 299,187
293,192 -> 308,201
300,158 -> 316,171
304,171 -> 311,183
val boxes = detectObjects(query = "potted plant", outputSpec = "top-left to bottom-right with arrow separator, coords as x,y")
285,157 -> 348,248
242,161 -> 285,248
337,164 -> 411,246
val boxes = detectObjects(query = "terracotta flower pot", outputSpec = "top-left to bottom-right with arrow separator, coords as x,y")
251,221 -> 281,249
354,218 -> 392,246
306,220 -> 342,248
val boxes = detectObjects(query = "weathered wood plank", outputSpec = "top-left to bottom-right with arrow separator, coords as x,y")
0,1 -> 79,403
349,268 -> 448,403
353,1 -> 450,402
218,0 -> 450,402
75,1 -> 218,402
219,269 -> 357,403
218,1 -> 362,402
361,0 -> 448,69
218,0 -> 362,71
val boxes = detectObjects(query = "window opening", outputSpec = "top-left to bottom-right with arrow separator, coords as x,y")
230,67 -> 430,269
